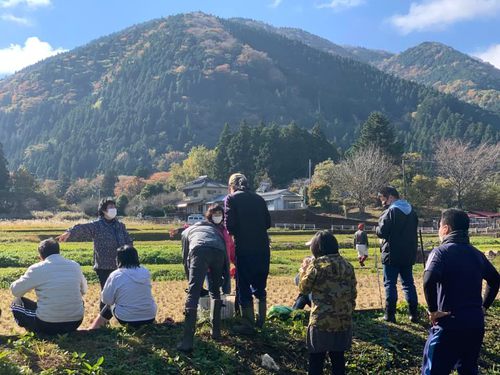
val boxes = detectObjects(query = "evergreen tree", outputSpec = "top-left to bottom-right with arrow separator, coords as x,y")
101,169 -> 118,197
351,112 -> 403,160
0,142 -> 9,191
55,175 -> 71,198
11,167 -> 38,194
213,123 -> 232,182
116,194 -> 129,216
227,122 -> 255,187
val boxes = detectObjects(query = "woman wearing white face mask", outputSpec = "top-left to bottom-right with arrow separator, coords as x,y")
177,204 -> 231,352
57,197 -> 132,311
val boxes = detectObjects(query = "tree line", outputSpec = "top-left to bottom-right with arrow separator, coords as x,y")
1,111 -> 498,218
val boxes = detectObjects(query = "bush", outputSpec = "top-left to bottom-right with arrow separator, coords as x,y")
116,195 -> 129,216
53,211 -> 89,221
79,198 -> 98,217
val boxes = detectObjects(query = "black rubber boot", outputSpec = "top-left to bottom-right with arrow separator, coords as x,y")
177,308 -> 197,353
409,303 -> 419,323
211,299 -> 223,340
255,298 -> 267,329
383,303 -> 396,323
232,306 -> 256,335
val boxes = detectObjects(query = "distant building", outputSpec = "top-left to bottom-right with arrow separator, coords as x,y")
176,176 -> 227,215
467,211 -> 500,228
257,189 -> 305,211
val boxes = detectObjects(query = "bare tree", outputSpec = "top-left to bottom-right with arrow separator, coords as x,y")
332,146 -> 394,213
435,140 -> 500,208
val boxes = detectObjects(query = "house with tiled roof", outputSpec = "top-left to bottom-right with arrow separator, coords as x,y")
176,176 -> 227,215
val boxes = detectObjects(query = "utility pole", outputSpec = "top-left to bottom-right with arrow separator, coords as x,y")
304,159 -> 312,208
402,158 -> 407,198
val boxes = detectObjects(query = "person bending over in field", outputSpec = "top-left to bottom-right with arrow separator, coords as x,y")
89,245 -> 157,329
299,231 -> 357,375
57,198 -> 133,313
178,204 -> 231,352
10,238 -> 87,335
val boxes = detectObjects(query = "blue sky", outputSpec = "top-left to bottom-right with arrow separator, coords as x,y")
1,0 -> 500,75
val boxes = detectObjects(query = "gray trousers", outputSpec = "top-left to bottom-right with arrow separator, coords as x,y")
185,246 -> 225,309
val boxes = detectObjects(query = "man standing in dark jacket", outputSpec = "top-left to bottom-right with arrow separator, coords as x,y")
225,173 -> 271,334
376,186 -> 419,323
422,209 -> 499,375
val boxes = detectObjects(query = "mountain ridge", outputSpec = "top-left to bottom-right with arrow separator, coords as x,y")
0,12 -> 498,180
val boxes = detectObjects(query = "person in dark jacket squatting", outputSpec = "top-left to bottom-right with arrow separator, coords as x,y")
57,198 -> 132,311
225,173 -> 271,335
376,186 -> 419,323
422,209 -> 499,375
177,206 -> 231,352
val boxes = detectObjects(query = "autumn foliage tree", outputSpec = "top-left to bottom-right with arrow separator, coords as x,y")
435,140 -> 500,208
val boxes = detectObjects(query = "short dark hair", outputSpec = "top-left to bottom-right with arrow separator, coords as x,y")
205,204 -> 224,222
440,209 -> 469,232
38,238 -> 60,259
378,186 -> 400,199
310,230 -> 339,258
116,245 -> 140,269
98,197 -> 116,217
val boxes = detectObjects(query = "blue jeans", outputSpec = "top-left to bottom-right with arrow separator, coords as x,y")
422,326 -> 484,375
236,254 -> 270,308
383,264 -> 418,309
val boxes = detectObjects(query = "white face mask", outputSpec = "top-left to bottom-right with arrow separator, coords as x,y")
212,215 -> 223,225
105,208 -> 117,220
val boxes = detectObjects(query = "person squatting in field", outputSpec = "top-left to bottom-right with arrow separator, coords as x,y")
89,245 -> 157,329
299,230 -> 357,375
177,204 -> 231,352
10,238 -> 87,335
57,198 -> 133,312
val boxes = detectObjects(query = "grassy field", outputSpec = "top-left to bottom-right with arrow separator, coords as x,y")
0,221 -> 498,374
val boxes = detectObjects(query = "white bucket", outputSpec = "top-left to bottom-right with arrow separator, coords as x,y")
197,294 -> 236,320
198,296 -> 210,311
220,294 -> 235,320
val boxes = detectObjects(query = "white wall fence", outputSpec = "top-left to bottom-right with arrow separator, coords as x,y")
274,223 -> 498,234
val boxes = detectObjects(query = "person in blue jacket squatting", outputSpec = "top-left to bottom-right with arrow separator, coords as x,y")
422,208 -> 499,375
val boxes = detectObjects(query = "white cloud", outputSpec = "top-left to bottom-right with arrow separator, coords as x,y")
316,0 -> 365,10
390,0 -> 500,34
1,13 -> 30,25
0,0 -> 50,8
269,0 -> 282,8
0,37 -> 66,75
474,44 -> 500,69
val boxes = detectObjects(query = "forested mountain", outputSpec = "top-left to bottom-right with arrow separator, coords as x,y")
231,17 -> 394,64
374,42 -> 500,114
258,21 -> 500,115
0,12 -> 498,179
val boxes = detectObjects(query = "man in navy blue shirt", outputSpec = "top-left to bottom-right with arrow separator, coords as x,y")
422,209 -> 499,375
